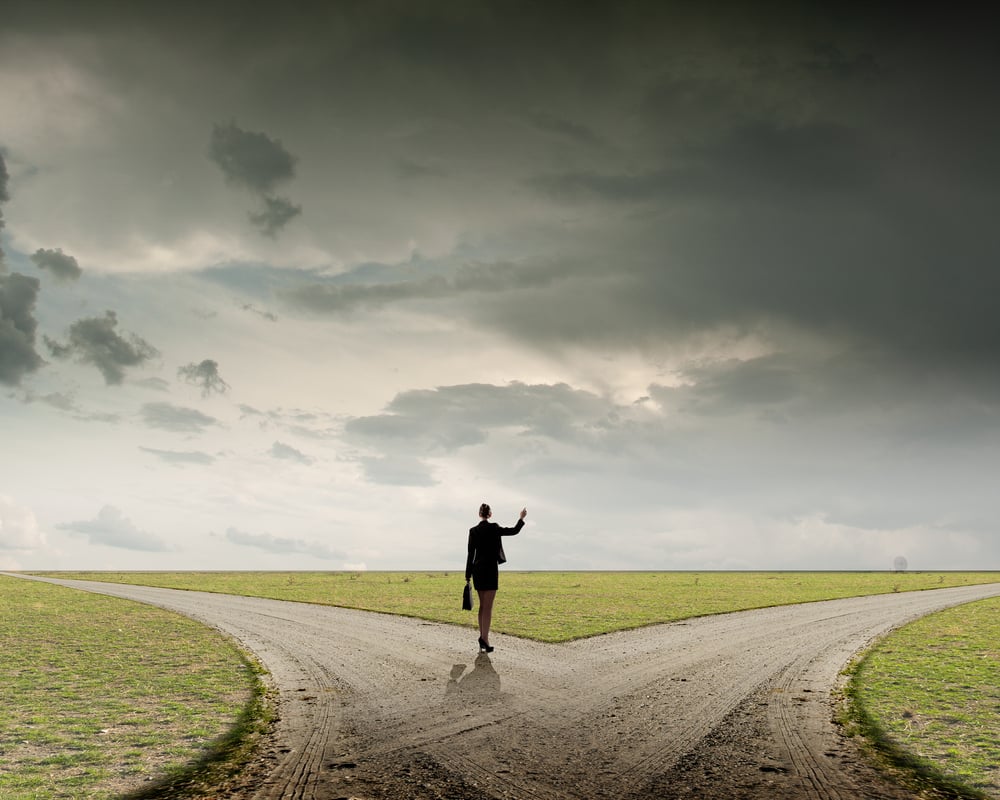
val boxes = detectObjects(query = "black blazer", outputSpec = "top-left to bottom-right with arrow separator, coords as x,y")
465,518 -> 524,581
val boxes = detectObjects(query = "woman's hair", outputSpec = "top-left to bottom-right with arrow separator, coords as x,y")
479,503 -> 491,518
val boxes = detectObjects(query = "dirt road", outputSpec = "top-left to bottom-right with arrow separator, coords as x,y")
34,578 -> 1000,799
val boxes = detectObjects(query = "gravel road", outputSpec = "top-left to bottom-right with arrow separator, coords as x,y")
29,577 -> 1000,800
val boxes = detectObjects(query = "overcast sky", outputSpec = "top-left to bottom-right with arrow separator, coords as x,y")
2,3 -> 998,571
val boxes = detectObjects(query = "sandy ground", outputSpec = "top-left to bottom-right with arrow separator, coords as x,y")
26,577 -> 1000,800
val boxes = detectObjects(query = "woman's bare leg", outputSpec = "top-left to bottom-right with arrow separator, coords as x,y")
477,589 -> 497,643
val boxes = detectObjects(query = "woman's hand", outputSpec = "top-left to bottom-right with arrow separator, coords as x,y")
519,507 -> 527,520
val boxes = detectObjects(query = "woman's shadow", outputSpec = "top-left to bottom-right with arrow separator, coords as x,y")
446,653 -> 501,703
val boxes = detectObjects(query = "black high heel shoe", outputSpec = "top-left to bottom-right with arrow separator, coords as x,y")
478,637 -> 494,653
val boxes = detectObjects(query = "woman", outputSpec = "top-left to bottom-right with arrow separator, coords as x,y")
465,503 -> 527,652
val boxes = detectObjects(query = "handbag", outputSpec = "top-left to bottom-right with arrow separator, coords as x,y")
462,582 -> 474,611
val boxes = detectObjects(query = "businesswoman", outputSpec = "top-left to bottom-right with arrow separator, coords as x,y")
465,503 -> 527,652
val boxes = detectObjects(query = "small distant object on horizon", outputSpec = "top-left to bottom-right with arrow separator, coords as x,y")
893,556 -> 908,573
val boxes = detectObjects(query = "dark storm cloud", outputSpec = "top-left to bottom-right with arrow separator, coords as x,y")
30,248 -> 82,282
0,151 -> 8,204
285,274 -> 450,314
653,352 -> 1000,448
0,272 -> 45,386
225,526 -> 343,560
208,122 -> 296,195
527,111 -> 610,150
57,505 -> 170,552
281,259 -> 570,314
0,153 -> 46,386
177,359 -> 229,396
316,8 -> 996,382
531,120 -> 877,204
651,355 -> 807,419
0,152 -> 8,270
249,195 -> 302,237
11,3 -> 994,385
2,2 -> 997,569
530,169 -> 673,204
209,122 -> 302,236
140,401 -> 219,433
139,446 -> 215,465
396,158 -> 448,180
515,92 -> 1000,377
800,43 -> 880,80
688,120 -> 879,197
44,311 -> 158,384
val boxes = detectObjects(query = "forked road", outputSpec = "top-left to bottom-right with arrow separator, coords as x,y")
31,577 -> 1000,800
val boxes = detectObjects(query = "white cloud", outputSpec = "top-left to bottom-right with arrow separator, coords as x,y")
225,527 -> 344,560
0,495 -> 47,551
56,505 -> 170,552
359,455 -> 438,487
269,441 -> 313,465
139,447 -> 215,465
140,402 -> 219,433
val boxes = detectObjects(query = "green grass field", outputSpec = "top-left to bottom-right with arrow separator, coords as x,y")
11,569 -> 1000,799
0,577 -> 268,800
34,569 -> 998,642
844,596 -> 1000,799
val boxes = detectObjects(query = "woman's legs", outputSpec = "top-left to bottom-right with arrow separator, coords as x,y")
477,589 -> 497,643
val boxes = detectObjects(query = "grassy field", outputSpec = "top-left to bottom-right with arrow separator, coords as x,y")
33,569 -> 999,642
0,576 -> 268,800
844,596 -> 1000,799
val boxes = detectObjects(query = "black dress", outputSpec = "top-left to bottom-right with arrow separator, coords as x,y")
465,518 -> 524,591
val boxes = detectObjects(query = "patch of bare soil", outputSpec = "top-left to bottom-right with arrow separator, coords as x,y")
35,578 -> 1000,800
